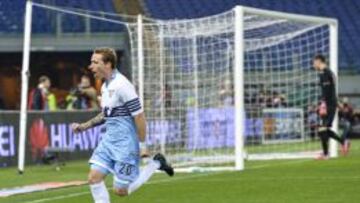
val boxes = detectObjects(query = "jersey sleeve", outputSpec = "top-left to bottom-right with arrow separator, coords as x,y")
119,83 -> 143,116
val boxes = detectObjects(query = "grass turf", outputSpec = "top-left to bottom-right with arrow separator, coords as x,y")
1,140 -> 359,203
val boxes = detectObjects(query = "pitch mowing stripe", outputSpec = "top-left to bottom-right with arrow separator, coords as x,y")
23,160 -> 310,203
23,173 -> 223,203
24,191 -> 90,203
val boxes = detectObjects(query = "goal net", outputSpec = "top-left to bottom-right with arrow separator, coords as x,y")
128,7 -> 337,171
19,3 -> 337,172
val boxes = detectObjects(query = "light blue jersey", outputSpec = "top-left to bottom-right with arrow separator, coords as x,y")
89,70 -> 143,189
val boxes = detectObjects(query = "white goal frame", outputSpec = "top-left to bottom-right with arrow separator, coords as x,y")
19,2 -> 338,172
237,6 -> 339,161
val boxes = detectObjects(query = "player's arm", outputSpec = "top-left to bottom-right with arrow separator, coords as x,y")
80,87 -> 97,101
134,112 -> 146,142
133,111 -> 149,157
122,82 -> 149,157
71,112 -> 105,133
129,102 -> 149,157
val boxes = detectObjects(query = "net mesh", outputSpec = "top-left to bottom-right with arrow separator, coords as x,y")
129,9 -> 331,168
243,14 -> 329,159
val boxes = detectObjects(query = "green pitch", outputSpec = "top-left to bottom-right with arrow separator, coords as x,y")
1,140 -> 360,203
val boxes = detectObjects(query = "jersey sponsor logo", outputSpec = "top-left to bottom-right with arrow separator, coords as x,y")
29,118 -> 49,160
50,123 -> 104,151
108,89 -> 115,98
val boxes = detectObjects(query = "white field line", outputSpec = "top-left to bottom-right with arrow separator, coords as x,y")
23,159 -> 311,203
173,176 -> 360,183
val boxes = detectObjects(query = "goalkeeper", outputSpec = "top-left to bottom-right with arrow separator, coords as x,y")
72,47 -> 174,202
313,54 -> 350,159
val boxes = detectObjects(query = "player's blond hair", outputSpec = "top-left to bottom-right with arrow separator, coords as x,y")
94,47 -> 117,69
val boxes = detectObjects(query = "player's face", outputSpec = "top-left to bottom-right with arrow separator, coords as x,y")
89,53 -> 106,79
80,77 -> 90,87
313,59 -> 321,70
43,79 -> 51,89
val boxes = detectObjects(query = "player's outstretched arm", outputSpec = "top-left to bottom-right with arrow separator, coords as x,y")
71,112 -> 105,133
134,112 -> 149,157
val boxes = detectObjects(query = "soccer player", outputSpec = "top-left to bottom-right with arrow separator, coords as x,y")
313,54 -> 350,159
71,47 -> 174,202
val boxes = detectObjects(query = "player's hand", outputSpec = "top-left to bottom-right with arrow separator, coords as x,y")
319,101 -> 327,117
71,123 -> 86,134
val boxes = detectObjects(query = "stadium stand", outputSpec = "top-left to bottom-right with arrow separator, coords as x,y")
54,0 -> 122,32
0,0 -> 358,69
143,0 -> 360,69
0,0 -> 121,34
0,0 -> 25,33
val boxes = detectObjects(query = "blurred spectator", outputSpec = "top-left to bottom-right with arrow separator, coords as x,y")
219,79 -> 233,107
272,92 -> 287,107
257,90 -> 266,107
164,84 -> 172,108
65,93 -> 77,110
353,112 -> 360,126
66,75 -> 99,110
154,84 -> 172,109
339,97 -> 353,140
265,91 -> 273,107
339,97 -> 353,122
47,92 -> 57,111
0,96 -> 4,109
28,75 -> 52,110
307,104 -> 318,140
185,94 -> 196,107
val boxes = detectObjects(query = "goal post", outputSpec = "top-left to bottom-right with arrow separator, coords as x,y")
18,0 -> 33,173
329,20 -> 339,158
234,6 -> 245,171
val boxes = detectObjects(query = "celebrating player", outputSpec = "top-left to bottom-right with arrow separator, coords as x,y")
71,47 -> 174,202
313,54 -> 350,160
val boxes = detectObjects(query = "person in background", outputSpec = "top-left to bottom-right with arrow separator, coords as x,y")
313,54 -> 350,159
78,75 -> 99,110
47,92 -> 57,111
339,97 -> 353,141
219,79 -> 233,107
272,93 -> 287,107
28,75 -> 51,110
307,104 -> 318,140
0,96 -> 5,109
67,75 -> 99,110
